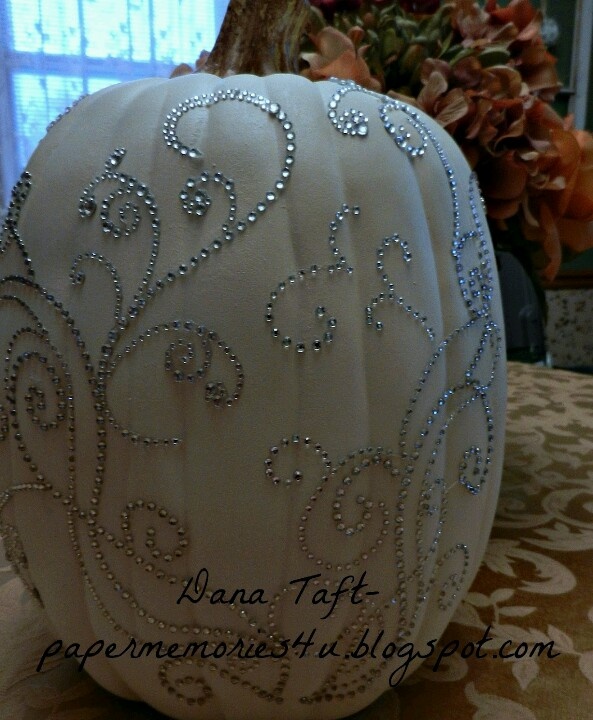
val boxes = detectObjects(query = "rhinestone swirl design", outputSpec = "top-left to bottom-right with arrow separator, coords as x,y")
0,78 -> 503,713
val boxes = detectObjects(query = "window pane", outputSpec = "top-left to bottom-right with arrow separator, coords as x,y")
128,0 -> 153,62
83,0 -> 217,63
2,0 -> 229,208
12,73 -> 84,167
153,0 -> 216,63
83,0 -> 151,61
10,0 -> 81,56
10,0 -> 218,62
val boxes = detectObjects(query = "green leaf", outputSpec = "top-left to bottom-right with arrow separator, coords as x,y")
380,27 -> 398,57
449,47 -> 479,65
479,46 -> 512,68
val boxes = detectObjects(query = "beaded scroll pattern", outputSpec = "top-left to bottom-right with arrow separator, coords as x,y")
0,79 -> 502,710
262,82 -> 501,704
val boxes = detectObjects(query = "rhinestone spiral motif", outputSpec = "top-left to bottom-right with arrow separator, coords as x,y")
0,79 -> 503,715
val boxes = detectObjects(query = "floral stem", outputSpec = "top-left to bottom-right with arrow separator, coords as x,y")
204,0 -> 311,77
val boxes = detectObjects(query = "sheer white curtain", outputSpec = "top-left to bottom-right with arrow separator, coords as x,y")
0,0 -> 230,210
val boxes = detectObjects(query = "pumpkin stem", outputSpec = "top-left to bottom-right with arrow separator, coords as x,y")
204,0 -> 311,77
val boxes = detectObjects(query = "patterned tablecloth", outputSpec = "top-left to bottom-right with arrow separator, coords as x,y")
1,361 -> 593,720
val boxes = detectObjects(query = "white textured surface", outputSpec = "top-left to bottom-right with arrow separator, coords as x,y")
0,73 -> 506,719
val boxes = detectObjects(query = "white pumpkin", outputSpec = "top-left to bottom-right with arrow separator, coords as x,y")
0,1 -> 506,718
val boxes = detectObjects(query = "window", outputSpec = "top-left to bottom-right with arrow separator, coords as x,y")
0,0 -> 230,208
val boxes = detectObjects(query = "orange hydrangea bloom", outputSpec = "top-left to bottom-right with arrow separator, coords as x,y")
301,26 -> 382,91
302,0 -> 593,280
